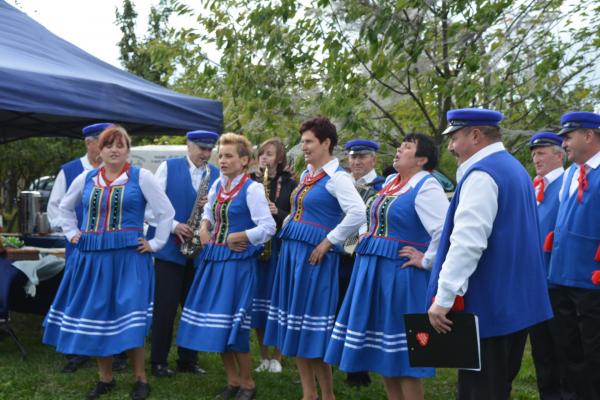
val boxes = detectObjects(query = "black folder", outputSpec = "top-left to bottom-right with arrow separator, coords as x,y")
404,313 -> 481,370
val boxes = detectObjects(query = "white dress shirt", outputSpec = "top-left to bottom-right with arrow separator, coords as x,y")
435,142 -> 505,308
352,169 -> 378,185
152,156 -> 211,232
47,155 -> 95,229
304,158 -> 367,246
375,171 -> 450,270
58,168 -> 175,252
559,150 -> 600,200
201,173 -> 276,246
535,167 -> 564,204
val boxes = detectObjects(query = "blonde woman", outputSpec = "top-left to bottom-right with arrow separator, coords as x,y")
177,133 -> 276,400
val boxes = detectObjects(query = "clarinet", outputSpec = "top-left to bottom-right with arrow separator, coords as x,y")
259,166 -> 272,260
180,164 -> 211,258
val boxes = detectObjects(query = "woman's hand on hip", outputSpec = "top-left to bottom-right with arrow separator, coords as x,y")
309,238 -> 332,265
137,238 -> 153,253
70,232 -> 81,245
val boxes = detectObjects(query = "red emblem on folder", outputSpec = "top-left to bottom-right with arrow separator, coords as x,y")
416,332 -> 430,347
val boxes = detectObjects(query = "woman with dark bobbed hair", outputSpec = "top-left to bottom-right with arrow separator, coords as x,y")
325,133 -> 449,400
264,117 -> 366,400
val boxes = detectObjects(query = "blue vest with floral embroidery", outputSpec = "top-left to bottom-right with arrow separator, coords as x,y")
279,167 -> 345,250
199,178 -> 260,262
356,173 -> 432,260
77,166 -> 146,251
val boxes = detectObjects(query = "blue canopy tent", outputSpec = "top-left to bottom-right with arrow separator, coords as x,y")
0,0 -> 223,143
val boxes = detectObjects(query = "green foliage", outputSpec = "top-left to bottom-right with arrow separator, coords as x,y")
0,138 -> 83,231
114,0 -> 599,175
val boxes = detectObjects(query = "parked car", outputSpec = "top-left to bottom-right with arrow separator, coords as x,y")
431,170 -> 456,198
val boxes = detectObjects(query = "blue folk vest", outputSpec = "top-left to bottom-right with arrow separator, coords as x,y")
357,173 -> 432,260
427,151 -> 552,338
548,164 -> 600,290
199,177 -> 259,262
279,167 -> 345,251
150,157 -> 219,265
77,166 -> 146,251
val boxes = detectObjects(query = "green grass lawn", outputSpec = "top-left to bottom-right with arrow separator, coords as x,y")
1,313 -> 540,399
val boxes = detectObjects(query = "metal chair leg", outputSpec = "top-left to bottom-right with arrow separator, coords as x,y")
0,321 -> 27,359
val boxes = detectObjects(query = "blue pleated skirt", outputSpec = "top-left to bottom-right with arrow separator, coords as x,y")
263,238 -> 339,359
251,239 -> 280,329
176,244 -> 256,353
324,254 -> 435,378
43,247 -> 154,357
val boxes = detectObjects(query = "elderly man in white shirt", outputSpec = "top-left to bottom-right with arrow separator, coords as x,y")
527,132 -> 572,400
427,108 -> 552,400
146,130 -> 220,378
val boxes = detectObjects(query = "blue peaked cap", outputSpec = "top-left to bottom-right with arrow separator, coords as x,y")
528,131 -> 563,149
187,130 -> 219,148
345,139 -> 380,154
558,112 -> 600,136
443,108 -> 503,135
82,122 -> 112,138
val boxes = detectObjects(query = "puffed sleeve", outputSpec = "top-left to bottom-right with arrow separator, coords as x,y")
201,178 -> 220,227
58,172 -> 87,242
414,177 -> 450,270
139,169 -> 175,252
325,171 -> 367,245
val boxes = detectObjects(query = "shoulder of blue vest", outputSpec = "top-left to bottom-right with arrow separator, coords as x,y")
62,157 -> 84,171
166,156 -> 187,167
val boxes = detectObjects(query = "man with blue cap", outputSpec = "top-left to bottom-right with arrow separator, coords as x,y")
47,123 -> 110,239
46,122 -> 112,373
426,108 -> 552,399
546,111 -> 600,399
527,132 -> 572,400
337,139 -> 385,388
345,139 -> 386,191
147,130 -> 219,378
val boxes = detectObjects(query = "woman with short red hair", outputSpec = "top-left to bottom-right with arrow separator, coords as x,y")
43,125 -> 175,400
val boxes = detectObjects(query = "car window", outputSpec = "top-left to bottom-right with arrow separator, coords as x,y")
432,170 -> 456,193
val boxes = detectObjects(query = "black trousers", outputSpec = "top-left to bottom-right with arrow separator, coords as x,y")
551,285 -> 600,400
150,258 -> 197,366
338,253 -> 370,382
457,329 -> 527,400
529,288 -> 575,400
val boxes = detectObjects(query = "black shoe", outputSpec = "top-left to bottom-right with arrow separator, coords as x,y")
131,381 -> 150,400
151,364 -> 175,378
85,379 -> 116,400
112,357 -> 128,372
62,355 -> 91,373
345,371 -> 371,388
235,387 -> 256,400
214,385 -> 240,400
176,363 -> 206,374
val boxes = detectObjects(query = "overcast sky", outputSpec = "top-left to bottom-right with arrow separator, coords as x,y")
6,0 -> 198,68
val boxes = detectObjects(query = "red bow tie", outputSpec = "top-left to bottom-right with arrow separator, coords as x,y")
533,176 -> 545,202
577,164 -> 588,203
